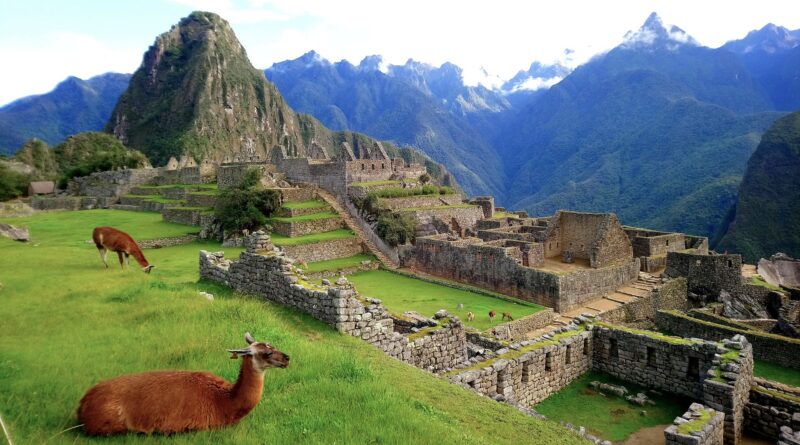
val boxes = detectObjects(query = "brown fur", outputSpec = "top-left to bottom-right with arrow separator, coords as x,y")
502,311 -> 513,321
466,311 -> 474,322
92,227 -> 153,273
488,310 -> 496,320
77,337 -> 289,436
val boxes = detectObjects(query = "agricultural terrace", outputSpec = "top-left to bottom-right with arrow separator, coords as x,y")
347,269 -> 545,330
0,210 -> 584,444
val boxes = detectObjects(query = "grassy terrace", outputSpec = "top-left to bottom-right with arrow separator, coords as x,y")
0,210 -> 584,444
347,269 -> 544,330
281,199 -> 329,210
754,360 -> 800,387
167,206 -> 214,213
270,229 -> 356,246
398,204 -> 476,212
303,254 -> 376,274
136,183 -> 218,190
535,371 -> 688,442
123,194 -> 186,204
270,211 -> 340,222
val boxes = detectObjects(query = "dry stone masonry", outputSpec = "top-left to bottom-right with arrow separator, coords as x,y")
664,403 -> 725,445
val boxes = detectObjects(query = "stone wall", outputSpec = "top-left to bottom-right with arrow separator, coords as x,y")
745,378 -> 800,440
271,216 -> 343,237
380,194 -> 463,210
543,211 -> 633,268
30,196 -> 117,211
155,167 -> 202,185
403,206 -> 484,235
138,234 -> 199,248
162,208 -> 214,227
487,309 -> 556,341
666,252 -> 743,295
67,168 -> 160,198
402,235 -> 639,312
656,310 -> 800,369
280,158 -> 348,198
664,404 -> 725,445
600,277 -> 688,324
701,339 -> 754,445
185,193 -> 218,208
278,237 -> 362,263
626,229 -> 687,258
277,187 -> 317,203
449,327 -> 593,406
217,163 -> 278,189
199,236 -> 468,373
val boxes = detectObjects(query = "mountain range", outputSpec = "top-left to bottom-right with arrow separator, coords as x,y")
1,12 -> 798,256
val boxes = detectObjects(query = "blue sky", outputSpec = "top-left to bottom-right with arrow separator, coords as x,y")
1,0 -> 799,106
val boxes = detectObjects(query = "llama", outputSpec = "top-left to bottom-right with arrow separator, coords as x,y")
92,227 -> 154,273
488,310 -> 496,321
501,311 -> 514,321
466,311 -> 474,322
77,332 -> 289,435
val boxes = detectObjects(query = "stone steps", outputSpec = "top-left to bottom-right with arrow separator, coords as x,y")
316,189 -> 399,268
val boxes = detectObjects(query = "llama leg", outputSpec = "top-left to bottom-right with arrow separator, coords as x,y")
125,253 -> 130,267
117,251 -> 125,269
98,248 -> 109,268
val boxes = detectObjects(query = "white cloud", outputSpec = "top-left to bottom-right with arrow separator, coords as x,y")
511,76 -> 564,92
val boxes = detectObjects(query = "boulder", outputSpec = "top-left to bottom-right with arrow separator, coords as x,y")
0,223 -> 29,242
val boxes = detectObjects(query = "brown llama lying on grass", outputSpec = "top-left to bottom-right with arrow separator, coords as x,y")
92,226 -> 154,273
466,311 -> 474,322
77,333 -> 289,435
488,310 -> 496,320
502,311 -> 513,321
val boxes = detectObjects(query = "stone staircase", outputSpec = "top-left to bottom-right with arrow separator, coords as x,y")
315,189 -> 399,268
526,274 -> 662,338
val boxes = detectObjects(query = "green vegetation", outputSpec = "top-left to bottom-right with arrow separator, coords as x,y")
123,194 -> 185,204
754,386 -> 800,404
716,111 -> 800,261
750,275 -> 783,291
676,409 -> 714,434
281,199 -> 328,210
0,162 -> 29,201
270,212 -> 340,223
0,209 -> 585,444
754,360 -> 800,387
376,212 -> 417,246
54,132 -> 149,186
137,183 -> 218,190
214,168 -> 280,232
594,321 -> 700,346
347,269 -> 543,330
270,229 -> 356,246
398,204 -> 476,212
535,372 -> 689,442
302,254 -> 376,274
370,185 -> 455,199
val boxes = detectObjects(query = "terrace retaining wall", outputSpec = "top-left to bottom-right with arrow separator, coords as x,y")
277,237 -> 362,263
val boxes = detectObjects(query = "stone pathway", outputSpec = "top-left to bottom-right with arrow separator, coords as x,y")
526,274 -> 662,338
315,189 -> 399,268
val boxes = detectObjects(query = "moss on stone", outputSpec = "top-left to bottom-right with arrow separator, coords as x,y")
754,385 -> 800,404
594,321 -> 700,346
675,409 -> 714,434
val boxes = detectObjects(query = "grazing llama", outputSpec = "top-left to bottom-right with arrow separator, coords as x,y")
77,333 -> 289,435
502,311 -> 514,321
92,227 -> 154,273
466,311 -> 474,322
488,310 -> 496,321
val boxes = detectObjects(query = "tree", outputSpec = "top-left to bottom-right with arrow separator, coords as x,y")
0,163 -> 29,201
418,172 -> 431,185
213,168 -> 280,232
376,212 -> 417,246
54,132 -> 149,186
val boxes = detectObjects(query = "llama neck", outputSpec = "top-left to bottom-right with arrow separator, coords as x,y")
127,244 -> 149,268
229,356 -> 265,416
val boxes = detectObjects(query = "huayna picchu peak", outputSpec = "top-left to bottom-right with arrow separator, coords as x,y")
106,11 -> 307,166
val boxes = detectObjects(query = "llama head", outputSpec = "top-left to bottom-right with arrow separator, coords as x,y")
228,332 -> 290,372
143,265 -> 155,274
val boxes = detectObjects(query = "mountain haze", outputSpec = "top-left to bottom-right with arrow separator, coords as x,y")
0,73 -> 129,155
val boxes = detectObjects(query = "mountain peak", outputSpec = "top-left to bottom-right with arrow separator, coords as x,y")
622,12 -> 698,50
358,55 -> 385,72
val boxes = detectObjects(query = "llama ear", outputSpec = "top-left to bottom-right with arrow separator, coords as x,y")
244,332 -> 256,345
227,348 -> 252,358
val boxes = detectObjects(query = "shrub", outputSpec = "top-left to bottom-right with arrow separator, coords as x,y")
376,212 -> 417,246
214,168 -> 280,232
54,132 -> 149,187
0,163 -> 29,201
419,173 -> 431,185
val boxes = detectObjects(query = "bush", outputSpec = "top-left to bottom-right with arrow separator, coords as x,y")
376,212 -> 417,246
0,163 -> 29,201
54,132 -> 149,187
214,168 -> 280,232
369,185 -> 454,199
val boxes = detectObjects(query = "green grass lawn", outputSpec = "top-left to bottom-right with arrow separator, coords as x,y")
303,254 -> 376,274
0,210 -> 584,445
535,371 -> 689,442
281,200 -> 328,210
754,360 -> 800,387
136,183 -> 218,190
347,270 -> 543,330
270,229 -> 356,246
270,211 -> 340,222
